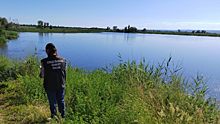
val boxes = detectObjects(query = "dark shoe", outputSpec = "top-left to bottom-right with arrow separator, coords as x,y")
61,114 -> 65,118
51,113 -> 57,118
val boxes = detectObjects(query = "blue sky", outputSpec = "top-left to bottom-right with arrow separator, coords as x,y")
1,0 -> 220,30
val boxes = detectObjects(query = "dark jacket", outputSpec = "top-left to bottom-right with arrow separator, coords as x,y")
41,55 -> 66,91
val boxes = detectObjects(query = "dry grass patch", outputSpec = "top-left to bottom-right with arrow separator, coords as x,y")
3,104 -> 50,123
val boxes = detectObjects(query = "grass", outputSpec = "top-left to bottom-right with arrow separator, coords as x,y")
0,30 -> 19,43
0,54 -> 219,123
0,37 -> 7,43
7,26 -> 108,33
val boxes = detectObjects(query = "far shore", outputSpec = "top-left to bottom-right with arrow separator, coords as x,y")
6,26 -> 220,37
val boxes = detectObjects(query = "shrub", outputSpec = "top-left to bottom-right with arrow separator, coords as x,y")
0,30 -> 18,42
0,36 -> 6,43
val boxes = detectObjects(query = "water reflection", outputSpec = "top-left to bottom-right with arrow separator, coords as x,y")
39,32 -> 44,36
0,43 -> 8,53
38,33 -> 50,43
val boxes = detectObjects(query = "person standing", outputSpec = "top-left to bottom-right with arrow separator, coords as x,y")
40,43 -> 66,119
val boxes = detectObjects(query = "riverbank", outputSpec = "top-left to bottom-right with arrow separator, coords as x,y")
6,26 -> 220,37
141,31 -> 220,37
0,54 -> 219,123
0,30 -> 19,43
7,26 -> 107,33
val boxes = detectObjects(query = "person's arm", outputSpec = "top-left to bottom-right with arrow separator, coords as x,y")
39,62 -> 45,78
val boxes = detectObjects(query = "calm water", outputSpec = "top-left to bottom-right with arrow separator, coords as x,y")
1,32 -> 220,99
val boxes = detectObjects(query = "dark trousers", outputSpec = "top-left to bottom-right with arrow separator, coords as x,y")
46,88 -> 65,118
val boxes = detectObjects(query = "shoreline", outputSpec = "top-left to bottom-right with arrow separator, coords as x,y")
141,31 -> 220,37
7,27 -> 220,37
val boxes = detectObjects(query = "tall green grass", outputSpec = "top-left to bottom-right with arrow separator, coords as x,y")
0,54 -> 219,123
0,30 -> 19,43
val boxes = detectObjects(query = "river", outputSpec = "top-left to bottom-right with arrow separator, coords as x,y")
1,32 -> 220,99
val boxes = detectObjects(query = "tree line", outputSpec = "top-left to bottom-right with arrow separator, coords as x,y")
1,17 -> 210,34
0,17 -> 19,43
109,25 -> 138,33
0,17 -> 20,29
37,20 -> 52,29
178,29 -> 207,34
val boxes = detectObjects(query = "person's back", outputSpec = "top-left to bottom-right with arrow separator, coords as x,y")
41,55 -> 66,91
40,43 -> 66,119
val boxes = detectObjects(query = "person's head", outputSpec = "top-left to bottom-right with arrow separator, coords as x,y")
45,43 -> 58,57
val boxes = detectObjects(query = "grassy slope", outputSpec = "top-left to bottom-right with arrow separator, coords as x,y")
0,54 -> 219,123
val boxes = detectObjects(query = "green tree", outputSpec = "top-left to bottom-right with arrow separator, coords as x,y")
130,27 -> 137,32
113,26 -> 117,30
142,28 -> 146,31
50,25 -> 53,29
5,22 -> 14,29
46,22 -> 49,28
1,18 -> 8,26
43,22 -> 47,28
12,19 -> 19,28
124,25 -> 137,33
126,25 -> 132,33
124,27 -> 128,32
15,23 -> 20,28
37,20 -> 43,28
196,30 -> 201,33
106,26 -> 110,30
201,30 -> 206,33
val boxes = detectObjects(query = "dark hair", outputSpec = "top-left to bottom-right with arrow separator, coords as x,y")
46,43 -> 58,57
